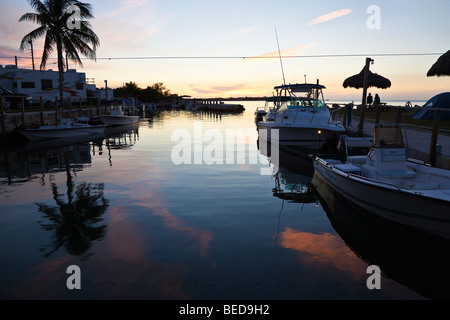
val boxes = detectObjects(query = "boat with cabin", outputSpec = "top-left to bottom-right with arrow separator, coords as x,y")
257,83 -> 346,152
312,124 -> 450,239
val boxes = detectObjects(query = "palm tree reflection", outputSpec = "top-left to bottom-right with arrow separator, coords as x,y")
35,153 -> 109,260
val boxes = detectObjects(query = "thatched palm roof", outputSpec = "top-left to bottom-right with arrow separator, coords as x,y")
343,68 -> 391,89
427,50 -> 450,77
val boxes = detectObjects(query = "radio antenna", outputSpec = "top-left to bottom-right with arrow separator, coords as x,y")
275,26 -> 286,85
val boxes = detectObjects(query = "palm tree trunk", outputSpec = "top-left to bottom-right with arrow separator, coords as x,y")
56,34 -> 64,110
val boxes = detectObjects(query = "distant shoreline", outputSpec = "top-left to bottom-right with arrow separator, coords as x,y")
219,96 -> 427,106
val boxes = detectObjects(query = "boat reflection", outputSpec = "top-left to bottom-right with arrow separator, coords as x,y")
0,123 -> 140,185
102,123 -> 139,166
258,138 -> 315,203
311,172 -> 450,299
104,122 -> 139,148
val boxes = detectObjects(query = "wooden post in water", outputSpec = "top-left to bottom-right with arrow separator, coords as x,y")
40,96 -> 44,125
89,97 -> 92,118
68,96 -> 72,117
21,97 -> 25,127
0,97 -> 6,135
55,96 -> 58,123
395,106 -> 402,124
375,105 -> 380,124
343,106 -> 347,128
427,110 -> 440,166
358,58 -> 373,137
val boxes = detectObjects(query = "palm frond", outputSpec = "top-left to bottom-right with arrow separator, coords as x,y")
18,12 -> 42,24
19,25 -> 47,51
27,0 -> 48,14
73,1 -> 95,19
40,32 -> 56,70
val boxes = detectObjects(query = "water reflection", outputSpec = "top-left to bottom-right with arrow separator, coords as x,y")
311,172 -> 450,299
258,139 -> 315,204
36,180 -> 108,260
102,123 -> 139,166
1,107 -> 439,299
0,124 -> 142,261
0,142 -> 93,187
0,123 -> 140,186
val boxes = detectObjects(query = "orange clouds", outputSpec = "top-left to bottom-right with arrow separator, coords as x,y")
308,8 -> 353,26
277,227 -> 366,279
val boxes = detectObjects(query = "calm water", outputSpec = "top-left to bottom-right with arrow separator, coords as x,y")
0,101 -> 449,300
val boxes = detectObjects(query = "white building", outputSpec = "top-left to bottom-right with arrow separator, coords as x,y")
0,65 -> 111,105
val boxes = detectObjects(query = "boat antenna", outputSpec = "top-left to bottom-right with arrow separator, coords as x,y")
275,26 -> 286,85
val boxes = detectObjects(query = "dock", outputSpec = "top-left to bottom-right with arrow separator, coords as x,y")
359,117 -> 450,170
197,100 -> 245,112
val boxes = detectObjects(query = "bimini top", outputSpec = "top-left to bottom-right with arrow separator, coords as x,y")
274,83 -> 326,92
265,96 -> 292,102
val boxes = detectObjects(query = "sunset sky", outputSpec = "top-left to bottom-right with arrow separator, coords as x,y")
1,0 -> 450,100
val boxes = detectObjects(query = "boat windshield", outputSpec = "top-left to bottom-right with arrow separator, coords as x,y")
374,125 -> 405,148
275,86 -> 327,111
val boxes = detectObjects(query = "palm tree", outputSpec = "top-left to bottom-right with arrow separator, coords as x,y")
19,0 -> 99,107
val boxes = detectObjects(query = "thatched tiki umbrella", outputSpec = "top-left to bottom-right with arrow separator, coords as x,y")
343,57 -> 391,136
427,50 -> 450,77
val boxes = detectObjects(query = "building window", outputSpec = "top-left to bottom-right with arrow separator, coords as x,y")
21,82 -> 36,89
76,83 -> 84,90
41,79 -> 53,90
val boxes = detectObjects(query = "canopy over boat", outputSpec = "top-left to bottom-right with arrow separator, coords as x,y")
274,83 -> 326,92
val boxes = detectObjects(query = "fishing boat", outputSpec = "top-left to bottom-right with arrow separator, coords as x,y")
17,118 -> 106,140
100,100 -> 139,126
312,124 -> 450,239
257,83 -> 346,152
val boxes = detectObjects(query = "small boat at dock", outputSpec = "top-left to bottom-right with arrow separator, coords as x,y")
100,100 -> 139,126
312,124 -> 450,239
17,118 -> 106,140
254,97 -> 275,124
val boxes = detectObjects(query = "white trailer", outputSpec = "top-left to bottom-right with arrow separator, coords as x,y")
0,65 -> 92,105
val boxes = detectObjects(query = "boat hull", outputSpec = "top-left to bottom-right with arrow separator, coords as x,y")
257,123 -> 343,151
313,157 -> 450,239
100,115 -> 139,126
18,125 -> 106,140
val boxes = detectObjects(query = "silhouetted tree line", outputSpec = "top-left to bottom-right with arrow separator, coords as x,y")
114,82 -> 178,103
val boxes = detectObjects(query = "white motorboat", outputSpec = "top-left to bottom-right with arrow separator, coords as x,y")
312,124 -> 450,239
18,118 -> 106,140
254,97 -> 275,124
257,83 -> 346,152
100,101 -> 139,126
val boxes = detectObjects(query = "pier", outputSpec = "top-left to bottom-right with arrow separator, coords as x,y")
195,99 -> 245,112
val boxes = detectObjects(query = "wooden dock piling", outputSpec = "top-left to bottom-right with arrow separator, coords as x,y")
428,110 -> 440,166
